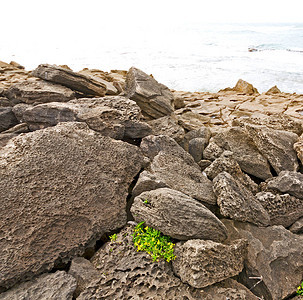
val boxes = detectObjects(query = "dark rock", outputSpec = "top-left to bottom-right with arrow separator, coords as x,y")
188,138 -> 207,162
0,97 -> 11,107
32,64 -> 108,96
289,217 -> 303,234
172,239 -> 247,288
0,107 -> 18,132
183,126 -> 211,151
5,80 -> 75,104
0,122 -> 144,290
0,133 -> 18,148
12,103 -> 32,122
213,172 -> 270,226
131,188 -> 227,242
294,133 -> 303,165
125,67 -> 174,119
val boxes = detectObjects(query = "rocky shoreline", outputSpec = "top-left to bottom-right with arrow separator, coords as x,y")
0,60 -> 303,300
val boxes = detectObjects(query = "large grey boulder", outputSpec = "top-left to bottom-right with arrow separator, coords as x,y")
5,80 -> 75,104
0,107 -> 18,132
32,64 -> 108,96
0,122 -> 144,290
245,124 -> 299,174
0,271 -> 76,300
125,67 -> 174,119
172,239 -> 247,288
213,172 -> 270,226
131,188 -> 227,242
223,219 -> 303,300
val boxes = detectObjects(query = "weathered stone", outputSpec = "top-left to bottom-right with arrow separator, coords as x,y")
131,188 -> 227,242
79,225 -> 207,299
0,107 -> 18,132
205,151 -> 258,193
174,94 -> 186,109
245,124 -> 299,174
0,97 -> 11,107
177,110 -> 211,131
0,271 -> 76,300
5,80 -> 75,104
32,64 -> 107,96
125,67 -> 174,119
203,127 -> 272,180
256,192 -> 303,227
262,171 -> 303,199
188,138 -> 207,162
12,103 -> 32,122
2,123 -> 29,134
172,239 -> 247,288
265,85 -> 281,95
0,122 -> 144,290
198,159 -> 212,170
223,219 -> 303,300
294,133 -> 303,165
68,257 -> 99,298
213,172 -> 270,226
0,133 -> 18,148
289,217 -> 303,234
233,79 -> 259,94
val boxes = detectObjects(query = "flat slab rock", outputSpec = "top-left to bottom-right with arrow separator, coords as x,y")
0,271 -> 76,300
0,122 -> 143,290
131,188 -> 227,242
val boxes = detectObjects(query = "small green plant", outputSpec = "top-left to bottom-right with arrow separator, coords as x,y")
297,281 -> 303,295
133,221 -> 176,262
143,199 -> 149,204
109,233 -> 117,242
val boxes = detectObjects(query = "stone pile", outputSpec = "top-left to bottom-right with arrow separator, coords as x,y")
0,60 -> 303,300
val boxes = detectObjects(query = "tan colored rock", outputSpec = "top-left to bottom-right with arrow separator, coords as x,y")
294,133 -> 303,165
233,79 -> 259,94
265,85 -> 281,94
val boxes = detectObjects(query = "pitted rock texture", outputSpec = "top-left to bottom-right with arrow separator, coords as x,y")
256,192 -> 303,227
5,80 -> 76,104
131,188 -> 227,242
213,172 -> 270,226
223,219 -> 303,300
245,124 -> 299,174
79,225 -> 207,299
125,67 -> 174,119
172,239 -> 247,289
32,64 -> 107,96
0,271 -> 76,300
0,122 -> 144,290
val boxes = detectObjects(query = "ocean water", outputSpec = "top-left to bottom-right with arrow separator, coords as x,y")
1,22 -> 302,94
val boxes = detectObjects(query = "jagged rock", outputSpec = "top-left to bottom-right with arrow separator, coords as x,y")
147,114 -> 185,145
131,188 -> 227,242
233,79 -> 259,94
0,107 -> 18,132
203,127 -> 272,180
0,122 -> 144,290
5,80 -> 76,104
79,225 -> 207,299
174,95 -> 186,109
198,159 -> 212,170
12,103 -> 32,122
245,124 -> 299,174
265,85 -> 281,95
256,192 -> 303,227
176,110 -> 211,131
213,172 -> 270,226
294,133 -> 303,165
0,97 -> 11,107
262,171 -> 303,199
183,126 -> 211,150
205,151 -> 258,193
223,219 -> 303,300
21,96 -> 152,139
289,217 -> 303,234
32,64 -> 108,96
68,257 -> 99,298
0,271 -> 76,300
172,239 -> 247,288
2,123 -> 29,134
187,137 -> 207,162
125,67 -> 174,119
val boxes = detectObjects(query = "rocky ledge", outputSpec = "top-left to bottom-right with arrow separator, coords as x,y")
0,60 -> 303,300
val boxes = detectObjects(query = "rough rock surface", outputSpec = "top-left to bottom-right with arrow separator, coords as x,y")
131,188 -> 227,242
176,110 -> 211,131
245,124 -> 299,174
256,191 -> 303,227
32,64 -> 108,96
0,271 -> 76,300
294,133 -> 303,165
232,79 -> 259,94
213,172 -> 270,226
172,239 -> 247,288
5,80 -> 75,104
203,127 -> 272,180
0,107 -> 18,132
223,219 -> 303,300
265,85 -> 281,95
0,122 -> 144,290
125,67 -> 174,119
289,217 -> 303,234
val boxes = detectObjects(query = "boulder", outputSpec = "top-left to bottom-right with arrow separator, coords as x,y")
176,110 -> 211,131
131,188 -> 227,242
183,126 -> 211,151
5,80 -> 75,104
203,127 -> 272,180
223,219 -> 303,300
0,122 -> 144,290
0,271 -> 76,300
125,67 -> 174,119
0,107 -> 18,132
256,192 -> 303,227
213,172 -> 270,226
294,133 -> 303,165
262,171 -> 303,199
32,64 -> 107,96
172,239 -> 247,288
233,79 -> 259,94
265,85 -> 281,95
0,133 -> 18,148
289,217 -> 303,234
245,124 -> 299,174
